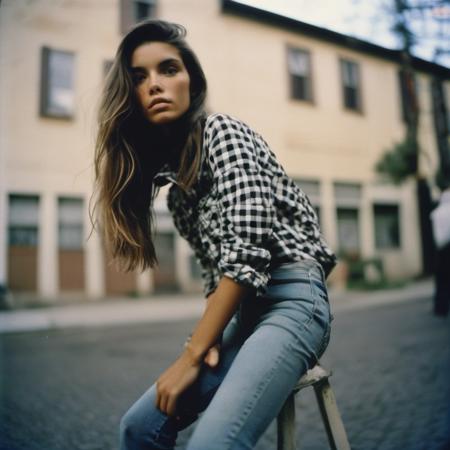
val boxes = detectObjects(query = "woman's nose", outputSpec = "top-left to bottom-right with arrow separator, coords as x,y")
148,73 -> 163,95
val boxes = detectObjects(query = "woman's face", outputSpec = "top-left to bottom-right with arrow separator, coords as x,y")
131,42 -> 191,126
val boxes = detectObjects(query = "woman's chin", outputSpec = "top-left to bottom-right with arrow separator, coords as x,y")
148,111 -> 181,126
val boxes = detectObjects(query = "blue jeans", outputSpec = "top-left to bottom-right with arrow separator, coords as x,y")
119,259 -> 333,450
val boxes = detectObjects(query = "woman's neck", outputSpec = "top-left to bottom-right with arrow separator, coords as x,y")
158,119 -> 189,171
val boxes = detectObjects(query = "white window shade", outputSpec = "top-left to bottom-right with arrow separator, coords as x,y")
9,196 -> 39,226
58,198 -> 84,250
287,48 -> 309,76
334,182 -> 361,208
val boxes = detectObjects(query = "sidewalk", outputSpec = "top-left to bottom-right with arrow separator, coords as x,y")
0,278 -> 434,334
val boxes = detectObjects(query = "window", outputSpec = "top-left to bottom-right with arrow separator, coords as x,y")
334,182 -> 361,256
120,0 -> 157,33
58,198 -> 84,250
135,0 -> 156,21
373,204 -> 400,249
40,47 -> 75,119
334,182 -> 361,205
294,178 -> 321,224
340,59 -> 362,111
8,195 -> 40,246
287,47 -> 313,102
337,208 -> 360,256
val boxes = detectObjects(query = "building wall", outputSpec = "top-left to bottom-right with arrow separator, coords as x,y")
159,0 -> 447,281
0,0 -> 126,301
0,0 -> 448,303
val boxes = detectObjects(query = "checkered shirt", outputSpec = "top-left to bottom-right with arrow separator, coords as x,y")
154,113 -> 336,298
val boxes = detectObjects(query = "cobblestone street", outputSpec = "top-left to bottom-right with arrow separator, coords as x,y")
1,294 -> 449,450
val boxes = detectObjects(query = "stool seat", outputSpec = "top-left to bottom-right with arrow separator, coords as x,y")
277,364 -> 350,450
295,364 -> 331,392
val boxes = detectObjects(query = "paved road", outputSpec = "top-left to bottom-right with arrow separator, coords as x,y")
1,295 -> 449,450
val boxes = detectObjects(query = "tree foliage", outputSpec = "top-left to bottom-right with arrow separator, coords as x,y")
376,137 -> 419,184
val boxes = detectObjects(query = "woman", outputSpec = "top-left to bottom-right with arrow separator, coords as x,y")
93,19 -> 336,450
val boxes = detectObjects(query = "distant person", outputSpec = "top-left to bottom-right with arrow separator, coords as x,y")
93,20 -> 336,450
430,185 -> 450,317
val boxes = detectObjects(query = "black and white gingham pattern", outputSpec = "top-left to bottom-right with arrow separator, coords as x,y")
154,113 -> 336,298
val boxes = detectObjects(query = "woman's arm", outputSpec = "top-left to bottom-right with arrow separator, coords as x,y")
155,276 -> 253,417
186,276 -> 253,362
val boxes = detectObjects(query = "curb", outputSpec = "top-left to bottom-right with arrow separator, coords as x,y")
0,280 -> 434,335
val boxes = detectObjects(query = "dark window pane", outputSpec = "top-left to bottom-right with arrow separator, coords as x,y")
341,59 -> 361,111
9,227 -> 38,246
337,208 -> 360,256
287,47 -> 312,101
291,75 -> 311,101
374,204 -> 400,249
344,86 -> 358,110
134,0 -> 155,21
121,0 -> 156,33
40,47 -> 75,118
8,195 -> 40,246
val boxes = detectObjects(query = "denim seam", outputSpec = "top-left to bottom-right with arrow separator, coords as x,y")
152,413 -> 172,445
307,268 -> 318,327
221,346 -> 287,450
316,321 -> 332,362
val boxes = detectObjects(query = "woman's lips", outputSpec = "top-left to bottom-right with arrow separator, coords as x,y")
148,99 -> 171,110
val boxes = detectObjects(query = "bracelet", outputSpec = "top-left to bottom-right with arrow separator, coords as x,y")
184,339 -> 206,365
183,332 -> 223,350
183,333 -> 193,349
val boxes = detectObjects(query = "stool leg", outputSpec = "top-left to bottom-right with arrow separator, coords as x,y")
314,380 -> 351,450
277,392 -> 296,450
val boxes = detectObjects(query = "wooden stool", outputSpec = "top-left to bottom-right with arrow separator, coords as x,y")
276,364 -> 350,450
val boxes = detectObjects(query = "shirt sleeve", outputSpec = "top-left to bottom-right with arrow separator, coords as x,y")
204,114 -> 275,293
200,264 -> 217,298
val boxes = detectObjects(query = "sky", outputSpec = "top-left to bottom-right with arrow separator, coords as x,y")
236,0 -> 450,68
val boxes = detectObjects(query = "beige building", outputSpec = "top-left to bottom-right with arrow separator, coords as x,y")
1,0 -> 449,304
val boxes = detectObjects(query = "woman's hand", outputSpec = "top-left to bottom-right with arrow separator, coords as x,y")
155,349 -> 202,417
185,335 -> 221,368
204,343 -> 221,367
156,342 -> 221,417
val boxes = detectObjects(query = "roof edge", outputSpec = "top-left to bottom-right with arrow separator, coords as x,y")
221,0 -> 450,79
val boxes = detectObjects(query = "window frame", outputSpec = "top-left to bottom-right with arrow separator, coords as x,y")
293,177 -> 321,225
120,0 -> 157,34
286,45 -> 315,104
57,197 -> 85,251
373,203 -> 401,250
339,57 -> 363,113
39,46 -> 76,120
8,194 -> 40,247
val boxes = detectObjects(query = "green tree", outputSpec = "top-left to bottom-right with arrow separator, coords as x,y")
374,0 -> 450,275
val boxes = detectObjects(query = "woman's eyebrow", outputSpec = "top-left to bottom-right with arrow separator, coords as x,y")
131,57 -> 182,71
158,57 -> 182,67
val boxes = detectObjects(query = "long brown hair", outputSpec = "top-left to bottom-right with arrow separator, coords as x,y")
91,20 -> 207,272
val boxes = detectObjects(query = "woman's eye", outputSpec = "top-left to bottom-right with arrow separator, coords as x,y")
132,73 -> 146,85
164,65 -> 179,75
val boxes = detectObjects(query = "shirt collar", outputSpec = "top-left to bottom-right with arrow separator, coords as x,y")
153,143 -> 207,188
153,163 -> 179,187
